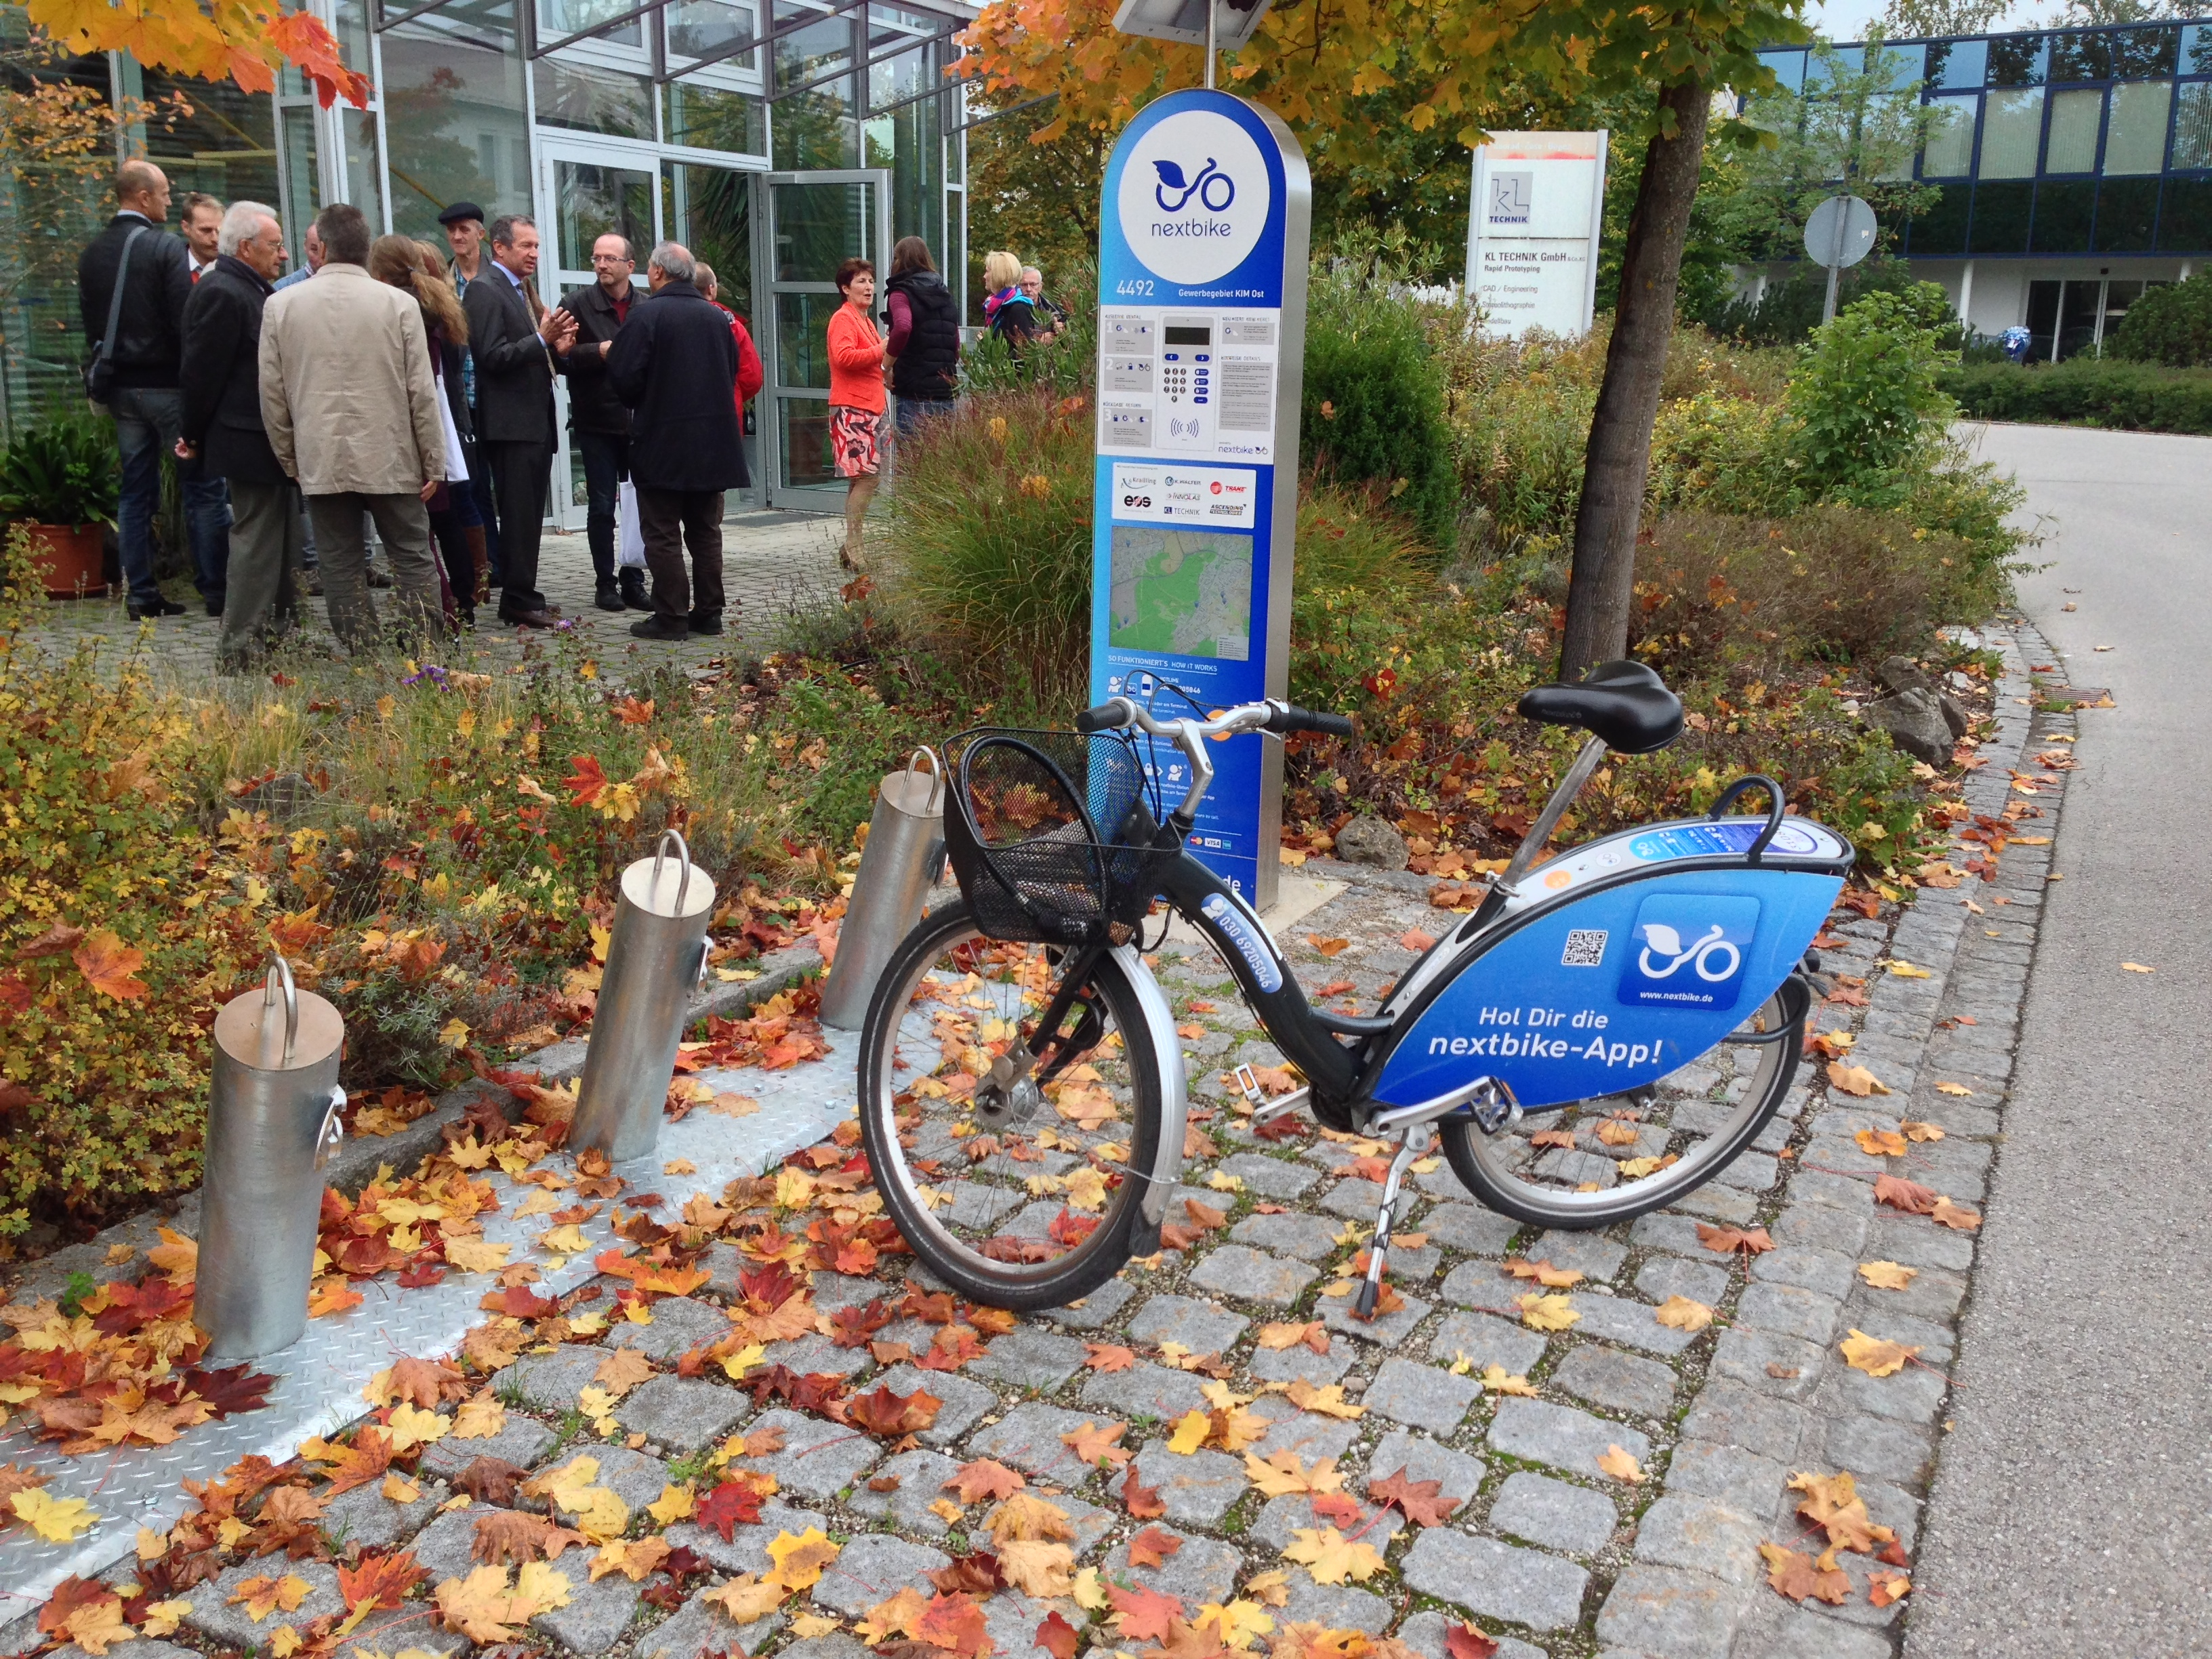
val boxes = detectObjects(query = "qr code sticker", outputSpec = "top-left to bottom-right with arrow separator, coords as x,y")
1561,929 -> 1609,967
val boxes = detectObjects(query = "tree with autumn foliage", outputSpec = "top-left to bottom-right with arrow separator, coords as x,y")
960,0 -> 1810,676
25,0 -> 369,108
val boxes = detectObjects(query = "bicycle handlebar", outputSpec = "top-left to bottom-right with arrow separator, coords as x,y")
1072,697 -> 1356,822
1263,704 -> 1357,739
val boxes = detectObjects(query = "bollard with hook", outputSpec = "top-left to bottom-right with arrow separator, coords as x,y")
821,747 -> 947,1030
572,827 -> 719,1162
197,955 -> 348,1363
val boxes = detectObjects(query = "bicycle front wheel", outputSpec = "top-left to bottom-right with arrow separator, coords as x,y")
857,901 -> 1164,1310
1436,983 -> 1806,1229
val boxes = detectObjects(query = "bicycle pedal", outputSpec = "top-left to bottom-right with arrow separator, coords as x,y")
1250,1085 -> 1311,1126
1473,1094 -> 1522,1136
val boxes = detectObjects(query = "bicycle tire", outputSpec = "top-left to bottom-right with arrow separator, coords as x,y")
857,901 -> 1165,1311
1435,984 -> 1805,1230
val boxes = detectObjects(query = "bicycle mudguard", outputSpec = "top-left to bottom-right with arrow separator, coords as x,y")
1368,815 -> 1853,1110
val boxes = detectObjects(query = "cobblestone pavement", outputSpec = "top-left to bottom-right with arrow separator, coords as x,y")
16,510 -> 845,681
0,622 -> 2067,1659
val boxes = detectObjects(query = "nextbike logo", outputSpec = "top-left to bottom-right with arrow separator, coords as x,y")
1118,108 -> 1270,287
1616,894 -> 1760,1011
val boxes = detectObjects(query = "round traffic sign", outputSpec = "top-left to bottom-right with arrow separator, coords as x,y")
1803,195 -> 1877,270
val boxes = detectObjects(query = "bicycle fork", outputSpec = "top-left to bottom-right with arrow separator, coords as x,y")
1354,1077 -> 1520,1318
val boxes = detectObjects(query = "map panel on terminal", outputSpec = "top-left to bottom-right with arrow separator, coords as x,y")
1108,526 -> 1253,660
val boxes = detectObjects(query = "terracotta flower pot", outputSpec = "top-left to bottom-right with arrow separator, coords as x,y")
24,522 -> 106,598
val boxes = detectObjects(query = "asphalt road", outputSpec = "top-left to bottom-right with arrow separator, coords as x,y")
1908,424 -> 2212,1656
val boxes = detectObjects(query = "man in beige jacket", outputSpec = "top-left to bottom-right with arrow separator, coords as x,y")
259,203 -> 445,651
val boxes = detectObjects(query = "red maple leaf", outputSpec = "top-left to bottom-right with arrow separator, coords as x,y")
827,1299 -> 895,1348
1122,1462 -> 1166,1519
564,754 -> 611,808
697,1480 -> 766,1540
844,1385 -> 943,1437
337,1549 -> 428,1612
1107,1584 -> 1184,1643
1036,1611 -> 1081,1659
1370,1466 -> 1460,1527
479,1286 -> 560,1318
184,1365 -> 277,1420
916,1592 -> 991,1658
1048,1207 -> 1100,1247
1443,1622 -> 1500,1659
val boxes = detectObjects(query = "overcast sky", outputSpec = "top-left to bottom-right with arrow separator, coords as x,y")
1807,0 -> 2070,41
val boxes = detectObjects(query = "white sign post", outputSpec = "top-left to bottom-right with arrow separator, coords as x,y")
1466,131 -> 1607,340
1803,194 -> 1877,325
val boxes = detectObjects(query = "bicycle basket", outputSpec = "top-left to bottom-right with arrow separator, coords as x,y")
941,726 -> 1172,946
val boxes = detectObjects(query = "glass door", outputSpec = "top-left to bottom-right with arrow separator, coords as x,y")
761,168 -> 890,508
665,159 -> 761,507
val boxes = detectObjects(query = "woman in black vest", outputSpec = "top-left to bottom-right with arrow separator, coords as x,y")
883,237 -> 962,438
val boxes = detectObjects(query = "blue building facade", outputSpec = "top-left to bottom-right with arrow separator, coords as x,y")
1757,20 -> 2212,358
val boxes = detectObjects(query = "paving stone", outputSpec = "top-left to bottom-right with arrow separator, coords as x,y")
1365,1430 -> 1486,1503
1251,1394 -> 1363,1463
186,1559 -> 344,1647
1565,1292 -> 1698,1357
1633,1494 -> 1765,1586
47,1644 -> 198,1659
1664,1439 -> 1790,1520
663,1500 -> 832,1576
534,1568 -> 641,1654
758,1332 -> 876,1378
1081,1359 -> 1213,1422
1487,1470 -> 1619,1555
1128,1292 -> 1252,1355
1191,1244 -> 1320,1307
335,1616 -> 468,1659
1846,1264 -> 1968,1326
1708,1328 -> 1827,1400
619,1373 -> 751,1454
1026,1490 -> 1117,1556
1252,1492 -> 1404,1553
1866,1216 -> 1975,1272
1230,1211 -> 1344,1261
1727,1601 -> 1896,1659
403,1502 -> 498,1584
815,1534 -> 954,1616
494,1342 -> 608,1410
1528,1231 -> 1628,1282
1420,1203 -> 1522,1256
865,1364 -> 995,1446
1769,1202 -> 1870,1258
967,1401 -> 1103,1475
1319,1289 -> 1431,1345
1733,1282 -> 1844,1346
1748,1247 -> 1860,1303
1594,1564 -> 1751,1658
1218,1152 -> 1321,1197
320,1472 -> 447,1550
1488,1397 -> 1654,1481
747,1406 -> 884,1497
1362,1354 -> 1479,1433
1677,1385 -> 1813,1465
1042,1276 -> 1139,1330
1401,1529 -> 1590,1632
1553,1345 -> 1681,1419
1101,1525 -> 1244,1605
799,1271 -> 887,1314
967,1326 -> 1090,1391
1275,1577 -> 1393,1633
420,1414 -> 558,1480
634,1589 -> 783,1659
1670,1182 -> 1763,1225
1395,1610 -> 1544,1659
847,1447 -> 963,1537
1634,1256 -> 1730,1308
1429,1309 -> 1548,1376
1628,1212 -> 1712,1258
981,1591 -> 1085,1659
1844,1306 -> 1957,1364
1816,1357 -> 1947,1425
610,1294 -> 733,1361
1248,1338 -> 1354,1386
1132,1439 -> 1250,1525
1320,1178 -> 1387,1221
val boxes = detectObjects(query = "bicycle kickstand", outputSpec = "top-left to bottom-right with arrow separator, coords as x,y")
1354,1121 -> 1434,1319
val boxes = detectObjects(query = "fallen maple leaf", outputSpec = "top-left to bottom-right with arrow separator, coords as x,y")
1854,1128 -> 1908,1158
1516,1293 -> 1579,1330
1036,1610 -> 1082,1659
1868,1570 -> 1912,1607
1166,1410 -> 1212,1455
1902,1119 -> 1946,1140
2122,962 -> 2156,973
1121,1462 -> 1166,1519
1528,1126 -> 1578,1150
1256,1320 -> 1329,1354
73,929 -> 149,1000
988,1492 -> 1077,1544
338,1550 -> 428,1612
1502,1256 -> 1584,1288
1284,1526 -> 1385,1584
1696,1223 -> 1776,1255
1841,1329 -> 1921,1378
1369,1466 -> 1458,1525
474,1511 -> 588,1565
1284,1380 -> 1364,1419
1597,1445 -> 1644,1483
1305,936 -> 1351,958
1108,1583 -> 1185,1642
1654,1295 -> 1715,1332
1443,1622 -> 1500,1659
767,1527 -> 840,1591
1242,1450 -> 1341,1498
1061,1419 -> 1130,1467
1788,1470 -> 1898,1555
1827,1063 -> 1891,1097
230,1573 -> 312,1622
845,1385 -> 942,1437
1128,1526 -> 1183,1567
1479,1364 -> 1539,1397
9,1488 -> 98,1542
1931,1195 -> 1982,1231
997,1539 -> 1076,1599
1084,1343 -> 1138,1372
943,1460 -> 1025,1505
592,1347 -> 654,1399
1873,1174 -> 1940,1215
1759,1541 -> 1850,1604
1857,1261 -> 1917,1291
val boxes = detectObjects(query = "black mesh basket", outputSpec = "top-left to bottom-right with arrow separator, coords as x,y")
941,727 -> 1176,946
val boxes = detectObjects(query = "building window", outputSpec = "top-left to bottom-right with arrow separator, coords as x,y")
1980,87 -> 2044,177
2048,29 -> 2111,83
2110,24 -> 2179,80
535,57 -> 655,138
2104,80 -> 2172,174
2096,176 -> 2159,249
1757,49 -> 1805,94
1969,178 -> 2033,252
2044,87 -> 2102,173
540,0 -> 642,49
1923,93 -> 1978,177
666,0 -> 756,68
1988,31 -> 2048,87
381,0 -> 531,240
2174,82 -> 2212,170
665,80 -> 767,154
1927,37 -> 1987,91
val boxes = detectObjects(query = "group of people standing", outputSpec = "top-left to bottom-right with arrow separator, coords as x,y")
76,163 -> 763,668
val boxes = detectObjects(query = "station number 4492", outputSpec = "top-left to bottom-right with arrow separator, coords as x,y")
1115,279 -> 1155,298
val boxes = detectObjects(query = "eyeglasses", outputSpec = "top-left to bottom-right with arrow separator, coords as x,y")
592,254 -> 632,266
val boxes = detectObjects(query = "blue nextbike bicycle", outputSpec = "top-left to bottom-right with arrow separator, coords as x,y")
857,662 -> 1851,1311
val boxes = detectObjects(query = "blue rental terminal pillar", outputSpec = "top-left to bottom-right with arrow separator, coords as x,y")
1090,87 -> 1312,912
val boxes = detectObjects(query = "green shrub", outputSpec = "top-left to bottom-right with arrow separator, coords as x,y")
0,408 -> 121,530
1939,356 -> 2212,433
2106,273 -> 2212,366
1694,255 -> 1923,348
1301,253 -> 1457,550
962,261 -> 1099,401
1786,283 -> 1961,506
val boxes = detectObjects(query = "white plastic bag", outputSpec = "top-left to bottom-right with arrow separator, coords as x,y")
616,479 -> 647,569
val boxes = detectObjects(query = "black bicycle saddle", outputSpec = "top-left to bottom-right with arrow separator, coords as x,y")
1517,659 -> 1684,754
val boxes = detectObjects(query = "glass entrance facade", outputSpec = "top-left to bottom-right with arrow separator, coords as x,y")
0,0 -> 970,504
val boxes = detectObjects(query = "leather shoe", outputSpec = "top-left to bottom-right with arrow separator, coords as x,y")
630,616 -> 691,641
594,580 -> 624,612
204,598 -> 225,617
127,598 -> 186,619
499,607 -> 558,628
619,573 -> 650,610
687,611 -> 722,636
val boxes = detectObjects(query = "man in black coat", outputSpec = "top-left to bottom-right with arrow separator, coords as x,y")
555,232 -> 645,613
605,241 -> 743,641
78,159 -> 232,619
177,201 -> 297,672
459,213 -> 577,628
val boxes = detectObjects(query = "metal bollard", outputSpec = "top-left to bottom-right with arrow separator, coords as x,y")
820,747 -> 946,1030
197,957 -> 346,1364
572,828 -> 718,1162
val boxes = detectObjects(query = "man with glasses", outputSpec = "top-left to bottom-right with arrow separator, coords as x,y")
556,232 -> 644,612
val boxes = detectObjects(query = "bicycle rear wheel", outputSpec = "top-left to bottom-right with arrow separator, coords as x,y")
1436,981 -> 1807,1229
857,901 -> 1164,1310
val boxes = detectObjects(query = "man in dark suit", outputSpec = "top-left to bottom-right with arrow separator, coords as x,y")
607,241 -> 743,641
459,212 -> 576,628
556,232 -> 645,613
78,159 -> 232,620
177,201 -> 296,672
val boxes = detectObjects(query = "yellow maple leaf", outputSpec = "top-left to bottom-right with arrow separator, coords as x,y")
1841,1329 -> 1921,1378
537,1224 -> 591,1256
147,1225 -> 198,1281
382,1472 -> 423,1504
1242,1450 -> 1340,1497
1166,1409 -> 1212,1455
451,1394 -> 506,1440
704,1575 -> 787,1623
767,1527 -> 841,1591
1282,1526 -> 1385,1584
1654,1296 -> 1715,1332
140,1600 -> 192,1637
9,1488 -> 98,1542
790,1612 -> 844,1639
1597,1445 -> 1645,1483
1061,1167 -> 1109,1212
1071,1566 -> 1108,1611
1284,1380 -> 1364,1419
1855,1128 -> 1908,1158
647,1483 -> 696,1525
443,1237 -> 512,1273
1198,1601 -> 1275,1650
231,1573 -> 312,1622
1857,1261 -> 1917,1291
383,1404 -> 449,1452
1242,1570 -> 1290,1608
1479,1364 -> 1540,1396
1517,1293 -> 1579,1331
514,1561 -> 573,1615
996,1538 -> 1076,1597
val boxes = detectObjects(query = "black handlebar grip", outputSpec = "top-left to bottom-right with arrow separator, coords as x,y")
1263,705 -> 1357,739
1074,702 -> 1124,734
1308,710 -> 1357,739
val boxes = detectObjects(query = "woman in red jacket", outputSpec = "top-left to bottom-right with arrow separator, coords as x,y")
825,255 -> 888,572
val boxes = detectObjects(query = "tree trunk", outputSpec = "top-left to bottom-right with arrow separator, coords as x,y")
1558,77 -> 1711,680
